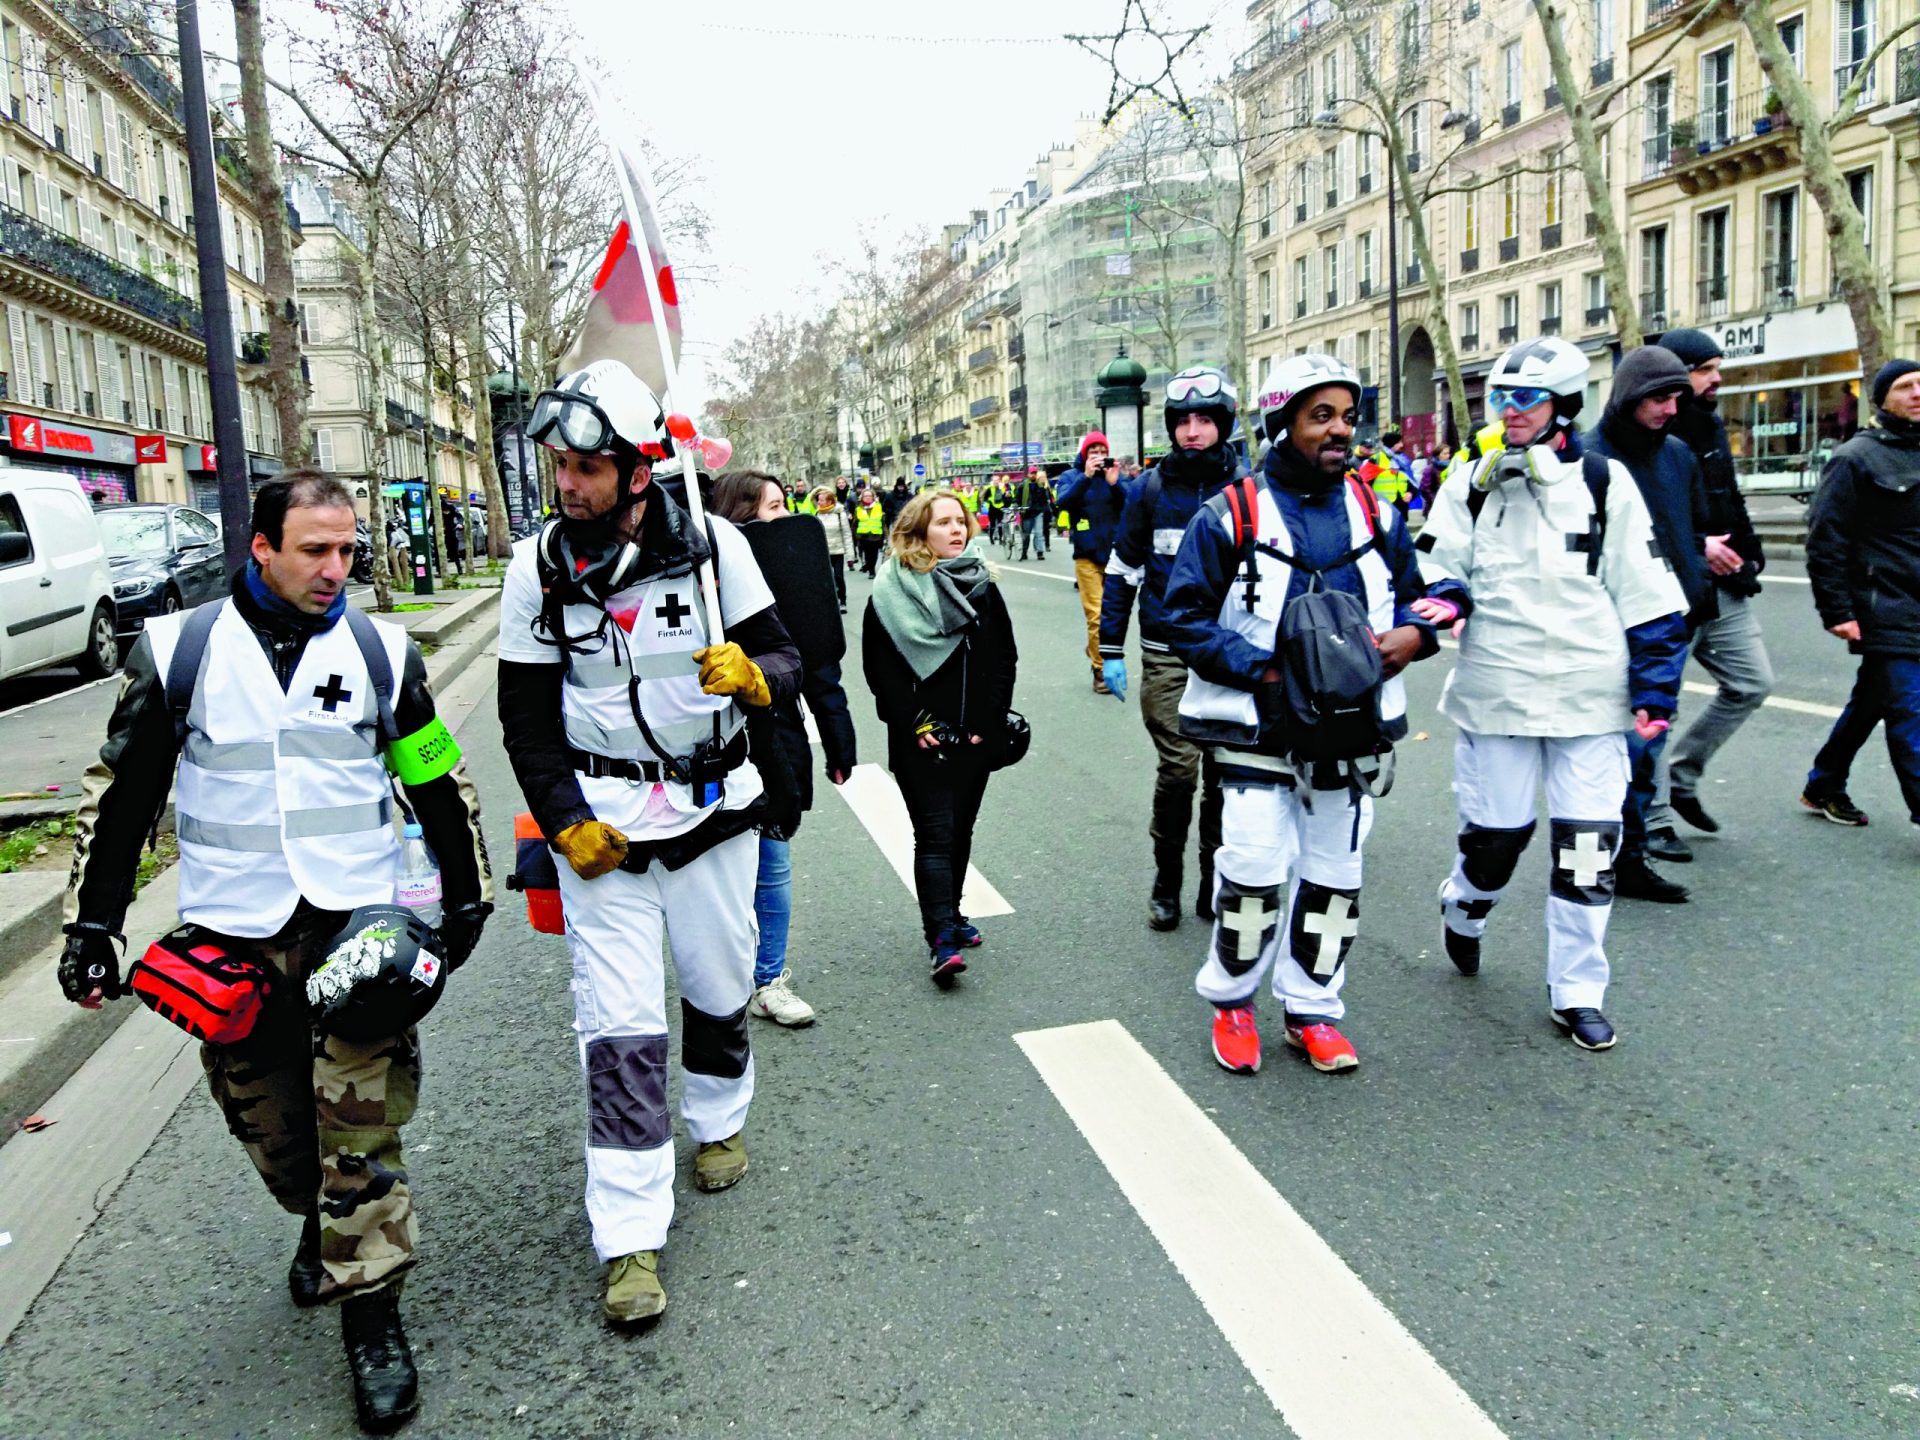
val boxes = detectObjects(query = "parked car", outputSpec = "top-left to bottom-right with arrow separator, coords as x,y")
95,502 -> 226,644
0,468 -> 119,681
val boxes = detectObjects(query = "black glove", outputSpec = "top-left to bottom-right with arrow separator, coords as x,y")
58,923 -> 126,1005
439,901 -> 493,972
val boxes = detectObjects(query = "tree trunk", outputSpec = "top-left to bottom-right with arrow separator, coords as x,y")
233,0 -> 309,463
466,313 -> 508,558
356,232 -> 394,610
1534,0 -> 1641,348
1739,0 -> 1887,376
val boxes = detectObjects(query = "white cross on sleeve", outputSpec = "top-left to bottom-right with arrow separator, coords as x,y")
1220,893 -> 1276,963
1300,894 -> 1359,978
1558,830 -> 1613,889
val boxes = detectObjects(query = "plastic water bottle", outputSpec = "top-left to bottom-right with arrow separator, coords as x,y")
395,823 -> 442,929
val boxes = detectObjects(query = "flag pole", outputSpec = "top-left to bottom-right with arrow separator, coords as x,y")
579,73 -> 724,642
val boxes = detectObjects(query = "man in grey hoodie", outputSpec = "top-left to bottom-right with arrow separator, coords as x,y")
1586,346 -> 1711,903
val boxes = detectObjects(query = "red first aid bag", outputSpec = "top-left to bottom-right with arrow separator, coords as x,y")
130,927 -> 270,1044
507,812 -> 565,935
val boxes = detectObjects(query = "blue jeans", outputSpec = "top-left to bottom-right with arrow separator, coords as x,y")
1622,726 -> 1671,858
1809,656 -> 1920,822
753,836 -> 791,987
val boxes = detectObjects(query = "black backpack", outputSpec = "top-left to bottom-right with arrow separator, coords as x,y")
1223,475 -> 1391,779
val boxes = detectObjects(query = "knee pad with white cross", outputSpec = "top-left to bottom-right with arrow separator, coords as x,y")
1288,879 -> 1360,983
1212,876 -> 1283,980
1549,819 -> 1622,905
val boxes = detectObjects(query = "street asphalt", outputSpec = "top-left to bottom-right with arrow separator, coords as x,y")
0,549 -> 1913,1440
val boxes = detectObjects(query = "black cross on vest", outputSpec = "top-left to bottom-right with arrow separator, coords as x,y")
1564,517 -> 1603,576
656,593 -> 692,628
1239,556 -> 1262,609
313,674 -> 354,713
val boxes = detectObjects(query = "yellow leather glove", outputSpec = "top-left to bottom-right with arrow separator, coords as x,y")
552,820 -> 628,880
692,643 -> 772,708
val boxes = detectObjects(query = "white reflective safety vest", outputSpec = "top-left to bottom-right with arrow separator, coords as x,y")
1179,477 -> 1406,747
496,519 -> 772,838
1415,442 -> 1686,736
147,601 -> 405,938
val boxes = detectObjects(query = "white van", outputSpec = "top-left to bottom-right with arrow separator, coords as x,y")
0,468 -> 119,682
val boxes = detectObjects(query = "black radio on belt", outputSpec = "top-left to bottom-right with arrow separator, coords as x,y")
683,735 -> 732,808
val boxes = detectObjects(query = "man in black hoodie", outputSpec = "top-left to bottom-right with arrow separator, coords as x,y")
1804,358 -> 1920,831
1586,345 -> 1712,902
1641,329 -> 1773,852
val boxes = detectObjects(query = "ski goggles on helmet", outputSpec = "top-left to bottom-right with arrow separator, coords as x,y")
1487,385 -> 1554,415
1166,370 -> 1233,404
528,388 -> 620,453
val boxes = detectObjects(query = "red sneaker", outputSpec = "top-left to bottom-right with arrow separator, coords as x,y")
1285,1019 -> 1358,1073
1210,1006 -> 1261,1074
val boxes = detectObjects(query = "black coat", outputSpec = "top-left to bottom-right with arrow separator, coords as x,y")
863,581 -> 1017,748
1669,394 -> 1764,596
1587,416 -> 1719,630
1807,420 -> 1920,657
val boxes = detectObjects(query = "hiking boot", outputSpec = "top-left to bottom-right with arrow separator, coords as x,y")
928,928 -> 967,986
1614,853 -> 1689,903
288,1210 -> 324,1308
749,970 -> 816,1027
1670,793 -> 1720,833
1149,866 -> 1181,931
603,1251 -> 666,1326
1210,1006 -> 1261,1074
1801,789 -> 1869,826
1285,1018 -> 1359,1073
1645,827 -> 1694,863
1550,1005 -> 1617,1051
340,1289 -> 417,1432
693,1133 -> 748,1192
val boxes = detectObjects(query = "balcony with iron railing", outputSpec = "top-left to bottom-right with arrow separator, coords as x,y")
1008,385 -> 1027,411
1539,314 -> 1563,336
967,344 -> 999,370
1460,248 -> 1480,273
1498,235 -> 1520,262
1834,57 -> 1876,106
1007,332 -> 1025,362
1541,222 -> 1562,250
933,417 -> 968,439
969,395 -> 1002,419
1761,258 -> 1797,307
1459,331 -> 1480,352
1585,304 -> 1611,327
1696,274 -> 1730,320
987,284 -> 1019,317
1591,57 -> 1614,86
0,204 -> 203,336
1653,91 -> 1798,194
1642,0 -> 1694,32
1640,289 -> 1670,328
1501,101 -> 1520,127
1231,0 -> 1338,76
1294,297 -> 1308,319
1497,323 -> 1519,343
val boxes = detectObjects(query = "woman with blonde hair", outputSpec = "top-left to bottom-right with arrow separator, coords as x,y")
863,488 -> 1018,984
810,484 -> 855,612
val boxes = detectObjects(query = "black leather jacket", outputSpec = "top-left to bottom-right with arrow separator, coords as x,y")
1807,416 -> 1920,656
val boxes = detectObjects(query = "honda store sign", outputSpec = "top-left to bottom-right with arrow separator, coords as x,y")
135,434 -> 167,464
4,414 -> 139,467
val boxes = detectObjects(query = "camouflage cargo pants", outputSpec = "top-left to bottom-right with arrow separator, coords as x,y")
199,909 -> 420,1301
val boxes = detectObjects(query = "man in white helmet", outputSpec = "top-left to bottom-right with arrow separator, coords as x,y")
495,359 -> 801,1325
1416,336 -> 1689,1051
1161,353 -> 1457,1077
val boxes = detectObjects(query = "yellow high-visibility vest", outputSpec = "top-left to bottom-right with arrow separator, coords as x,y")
855,503 -> 884,535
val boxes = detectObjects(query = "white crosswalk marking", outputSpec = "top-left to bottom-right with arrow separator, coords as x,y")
832,763 -> 1012,918
1017,1020 -> 1509,1440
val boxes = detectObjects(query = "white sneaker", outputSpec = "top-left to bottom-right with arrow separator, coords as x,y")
749,970 -> 816,1027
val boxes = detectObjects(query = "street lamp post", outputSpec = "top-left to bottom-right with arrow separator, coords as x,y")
984,311 -> 1064,469
1316,99 -> 1467,436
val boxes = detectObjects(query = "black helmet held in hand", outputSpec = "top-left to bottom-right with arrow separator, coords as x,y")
307,905 -> 448,1041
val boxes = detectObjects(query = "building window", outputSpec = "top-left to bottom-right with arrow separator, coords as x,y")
1834,0 -> 1876,103
1585,271 -> 1608,324
1697,206 -> 1730,317
1592,0 -> 1614,58
1644,74 -> 1673,176
1356,131 -> 1374,190
1291,162 -> 1308,220
1324,242 -> 1342,308
1292,69 -> 1311,126
1640,225 -> 1670,324
1846,165 -> 1873,259
1258,174 -> 1274,239
1502,41 -> 1522,108
1295,254 -> 1310,316
1464,61 -> 1484,118
1462,188 -> 1478,251
1323,148 -> 1341,208
1500,172 -> 1519,241
1259,268 -> 1275,330
1497,293 -> 1519,342
1460,301 -> 1480,349
1405,106 -> 1425,167
1778,14 -> 1805,73
315,426 -> 336,472
1358,230 -> 1374,291
1763,188 -> 1799,300
1540,281 -> 1563,334
1322,50 -> 1340,110
1542,164 -> 1561,226
1700,46 -> 1734,145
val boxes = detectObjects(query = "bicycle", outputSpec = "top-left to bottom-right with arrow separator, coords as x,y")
993,511 -> 1018,561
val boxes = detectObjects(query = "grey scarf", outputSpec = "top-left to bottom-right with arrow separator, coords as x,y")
871,548 -> 991,681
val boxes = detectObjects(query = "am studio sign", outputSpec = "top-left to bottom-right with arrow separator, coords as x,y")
1710,318 -> 1766,361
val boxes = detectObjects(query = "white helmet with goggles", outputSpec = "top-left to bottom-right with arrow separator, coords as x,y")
529,359 -> 671,462
1163,366 -> 1239,441
1486,336 -> 1590,429
1255,353 -> 1362,442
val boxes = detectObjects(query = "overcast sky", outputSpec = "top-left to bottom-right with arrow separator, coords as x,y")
566,0 -> 1243,406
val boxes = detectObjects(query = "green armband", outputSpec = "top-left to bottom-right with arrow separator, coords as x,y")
387,716 -> 461,785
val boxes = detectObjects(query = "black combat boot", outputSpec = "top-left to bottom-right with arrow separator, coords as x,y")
288,1210 -> 324,1308
341,1289 -> 419,1433
1614,852 -> 1689,904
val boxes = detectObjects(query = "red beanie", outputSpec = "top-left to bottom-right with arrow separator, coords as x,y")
1079,431 -> 1109,463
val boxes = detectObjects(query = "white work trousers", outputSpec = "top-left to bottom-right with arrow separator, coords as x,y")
556,826 -> 759,1261
1439,730 -> 1629,1010
1195,781 -> 1373,1021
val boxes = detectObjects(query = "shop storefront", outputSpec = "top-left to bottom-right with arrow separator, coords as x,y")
1711,305 -> 1860,495
1,413 -> 139,504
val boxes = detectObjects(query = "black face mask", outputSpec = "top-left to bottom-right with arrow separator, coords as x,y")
1161,439 -> 1236,482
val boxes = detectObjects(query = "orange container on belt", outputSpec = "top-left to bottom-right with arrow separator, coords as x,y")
508,812 -> 565,935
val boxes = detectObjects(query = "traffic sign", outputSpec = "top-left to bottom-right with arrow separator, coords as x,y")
913,463 -> 926,477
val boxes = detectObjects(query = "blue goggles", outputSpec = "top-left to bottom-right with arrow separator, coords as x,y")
1487,386 -> 1553,415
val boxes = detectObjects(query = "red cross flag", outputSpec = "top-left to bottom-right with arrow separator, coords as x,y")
559,126 -> 683,396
